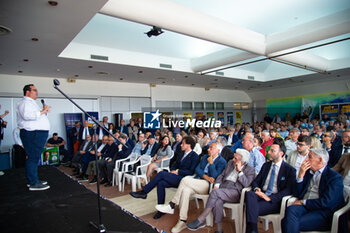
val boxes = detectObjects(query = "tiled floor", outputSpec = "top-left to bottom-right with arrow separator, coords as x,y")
58,165 -> 273,233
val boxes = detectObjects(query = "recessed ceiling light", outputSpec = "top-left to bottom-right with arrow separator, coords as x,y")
48,1 -> 58,6
214,79 -> 218,81
162,81 -> 166,84
120,78 -> 124,80
56,68 -> 60,72
18,70 -> 23,73
23,59 -> 29,62
31,37 -> 39,41
74,74 -> 79,77
138,70 -> 143,73
184,75 -> 188,78
88,65 -> 93,68
96,71 -> 109,75
191,84 -> 195,86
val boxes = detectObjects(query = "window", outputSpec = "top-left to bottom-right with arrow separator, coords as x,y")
194,102 -> 204,110
205,102 -> 214,110
216,102 -> 224,110
182,102 -> 193,110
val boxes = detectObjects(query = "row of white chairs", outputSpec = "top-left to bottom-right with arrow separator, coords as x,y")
111,151 -> 174,192
193,187 -> 350,233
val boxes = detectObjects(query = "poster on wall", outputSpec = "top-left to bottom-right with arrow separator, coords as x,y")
340,103 -> 350,115
207,112 -> 214,120
195,112 -> 205,121
41,146 -> 60,165
85,112 -> 99,127
236,111 -> 242,124
64,113 -> 83,154
227,112 -> 234,126
218,112 -> 225,125
320,104 -> 340,120
302,98 -> 317,120
183,112 -> 192,120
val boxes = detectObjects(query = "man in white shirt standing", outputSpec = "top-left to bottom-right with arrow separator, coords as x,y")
17,84 -> 51,191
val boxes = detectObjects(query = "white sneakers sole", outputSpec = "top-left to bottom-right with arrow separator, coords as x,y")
155,204 -> 174,214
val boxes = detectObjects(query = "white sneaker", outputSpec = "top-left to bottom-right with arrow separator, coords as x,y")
155,204 -> 174,214
0,171 -> 4,176
171,220 -> 187,233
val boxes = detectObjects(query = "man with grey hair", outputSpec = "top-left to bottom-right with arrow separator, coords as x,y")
216,136 -> 234,162
285,128 -> 301,157
155,142 -> 226,232
282,148 -> 347,233
242,132 -> 265,174
187,148 -> 255,232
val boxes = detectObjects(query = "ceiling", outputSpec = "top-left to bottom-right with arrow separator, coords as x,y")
0,0 -> 350,92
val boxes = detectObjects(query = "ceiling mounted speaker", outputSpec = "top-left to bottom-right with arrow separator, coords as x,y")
67,78 -> 76,83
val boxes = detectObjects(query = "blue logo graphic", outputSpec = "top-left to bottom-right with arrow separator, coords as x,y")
143,109 -> 161,129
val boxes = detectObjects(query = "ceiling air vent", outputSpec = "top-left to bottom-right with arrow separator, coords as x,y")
159,63 -> 172,69
90,54 -> 109,61
215,71 -> 224,76
248,75 -> 255,80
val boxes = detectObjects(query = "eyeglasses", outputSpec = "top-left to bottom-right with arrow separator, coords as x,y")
322,135 -> 331,138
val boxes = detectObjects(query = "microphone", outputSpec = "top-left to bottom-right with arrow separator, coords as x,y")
53,79 -> 60,86
41,99 -> 46,107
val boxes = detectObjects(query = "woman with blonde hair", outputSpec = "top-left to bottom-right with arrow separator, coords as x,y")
310,136 -> 322,149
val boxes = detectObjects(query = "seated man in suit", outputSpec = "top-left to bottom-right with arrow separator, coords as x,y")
216,136 -> 234,162
328,129 -> 350,168
286,135 -> 311,175
103,134 -> 132,186
141,134 -> 159,157
155,142 -> 227,231
282,148 -> 347,233
97,136 -> 119,184
77,135 -> 108,181
130,136 -> 199,219
71,134 -> 94,175
245,139 -> 296,233
186,148 -> 255,233
333,152 -> 350,199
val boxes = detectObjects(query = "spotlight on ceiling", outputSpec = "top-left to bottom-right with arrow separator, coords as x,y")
145,26 -> 163,37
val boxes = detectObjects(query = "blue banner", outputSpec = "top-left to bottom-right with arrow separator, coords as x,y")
64,113 -> 83,154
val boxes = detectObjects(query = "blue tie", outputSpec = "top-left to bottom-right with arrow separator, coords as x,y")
265,164 -> 277,196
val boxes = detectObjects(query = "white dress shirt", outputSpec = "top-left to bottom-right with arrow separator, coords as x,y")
263,160 -> 283,194
16,96 -> 50,131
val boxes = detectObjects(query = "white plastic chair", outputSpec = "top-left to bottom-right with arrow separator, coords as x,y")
122,154 -> 152,192
155,150 -> 174,173
223,187 -> 251,233
112,153 -> 139,190
299,191 -> 350,233
258,195 -> 292,233
192,183 -> 214,226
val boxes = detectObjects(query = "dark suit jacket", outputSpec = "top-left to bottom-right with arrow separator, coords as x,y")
194,154 -> 227,180
101,143 -> 118,159
79,140 -> 94,152
294,166 -> 344,213
215,160 -> 255,190
69,126 -> 83,144
171,150 -> 199,177
170,141 -> 184,167
141,142 -> 159,157
117,125 -> 128,135
328,144 -> 345,168
0,118 -> 6,139
252,161 -> 296,204
112,142 -> 132,163
221,146 -> 234,162
333,153 -> 350,178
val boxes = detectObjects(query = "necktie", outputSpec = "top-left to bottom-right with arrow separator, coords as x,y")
265,164 -> 277,196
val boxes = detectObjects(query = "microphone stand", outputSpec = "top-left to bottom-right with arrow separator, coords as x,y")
53,79 -> 136,233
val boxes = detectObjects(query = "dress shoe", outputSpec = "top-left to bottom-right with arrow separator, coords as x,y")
100,178 -> 108,185
104,182 -> 112,187
155,204 -> 174,214
89,176 -> 97,184
153,211 -> 165,219
129,190 -> 147,199
171,220 -> 187,233
186,219 -> 205,231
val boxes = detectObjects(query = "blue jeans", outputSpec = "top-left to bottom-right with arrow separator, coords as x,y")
20,129 -> 48,185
